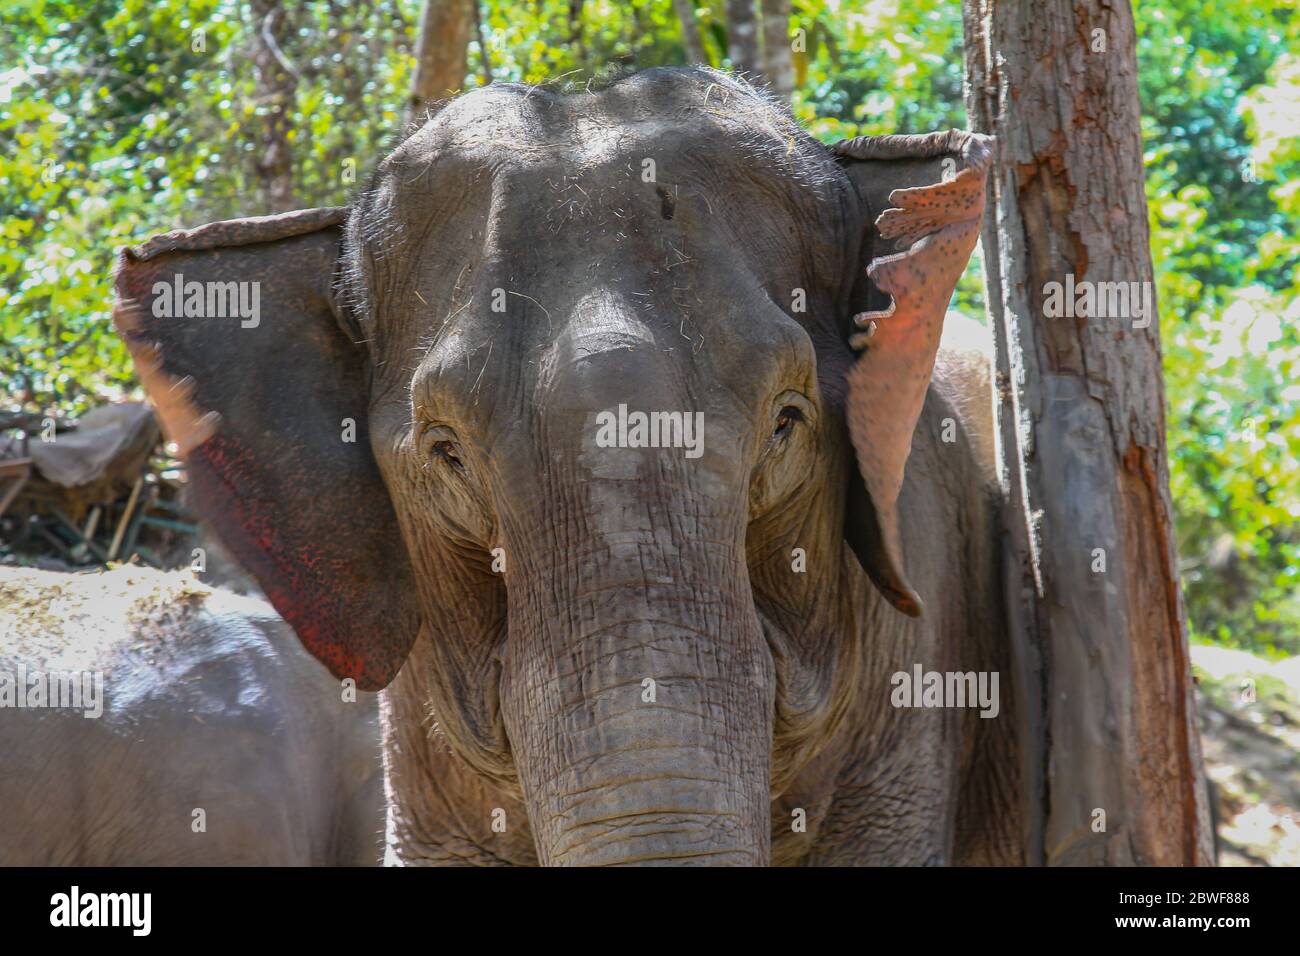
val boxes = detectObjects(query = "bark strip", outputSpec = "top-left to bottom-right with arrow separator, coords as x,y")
962,0 -> 1213,865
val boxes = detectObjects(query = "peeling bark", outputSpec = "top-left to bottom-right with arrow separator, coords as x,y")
963,0 -> 1213,865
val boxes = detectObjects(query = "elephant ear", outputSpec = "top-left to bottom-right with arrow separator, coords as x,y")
113,208 -> 419,690
832,129 -> 993,617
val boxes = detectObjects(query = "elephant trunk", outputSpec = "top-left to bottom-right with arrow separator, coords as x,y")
499,491 -> 775,866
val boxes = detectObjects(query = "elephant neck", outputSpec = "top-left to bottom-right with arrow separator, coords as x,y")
378,637 -> 540,867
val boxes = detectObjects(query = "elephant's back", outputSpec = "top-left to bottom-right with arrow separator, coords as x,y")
0,565 -> 367,865
0,564 -> 309,715
934,313 -> 997,489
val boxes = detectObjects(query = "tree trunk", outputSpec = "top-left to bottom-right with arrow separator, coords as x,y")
726,0 -> 761,75
672,0 -> 708,65
962,0 -> 1214,865
249,0 -> 297,213
760,0 -> 793,101
408,0 -> 473,120
568,0 -> 585,64
472,0 -> 493,83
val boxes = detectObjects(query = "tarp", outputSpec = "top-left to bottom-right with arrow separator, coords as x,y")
24,403 -> 159,489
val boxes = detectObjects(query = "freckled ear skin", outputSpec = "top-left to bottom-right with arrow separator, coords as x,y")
833,130 -> 994,617
113,208 -> 419,690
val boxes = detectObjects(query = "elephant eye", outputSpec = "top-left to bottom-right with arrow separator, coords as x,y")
432,440 -> 464,469
418,423 -> 465,472
773,406 -> 804,439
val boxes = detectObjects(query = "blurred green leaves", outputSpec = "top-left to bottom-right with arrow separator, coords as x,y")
1143,5 -> 1300,655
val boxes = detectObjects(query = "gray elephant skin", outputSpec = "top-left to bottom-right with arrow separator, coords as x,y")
112,67 -> 1021,866
0,565 -> 383,865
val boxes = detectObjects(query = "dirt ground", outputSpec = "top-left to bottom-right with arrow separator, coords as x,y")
1193,644 -> 1300,866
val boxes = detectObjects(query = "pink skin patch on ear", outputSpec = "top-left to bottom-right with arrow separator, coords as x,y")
190,435 -> 393,690
842,134 -> 993,615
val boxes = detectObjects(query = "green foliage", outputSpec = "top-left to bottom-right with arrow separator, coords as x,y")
2,0 -> 1297,651
482,0 -> 703,81
792,0 -> 966,140
1,0 -> 414,413
1140,3 -> 1300,654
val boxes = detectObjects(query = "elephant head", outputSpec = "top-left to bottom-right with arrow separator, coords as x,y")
114,68 -> 990,866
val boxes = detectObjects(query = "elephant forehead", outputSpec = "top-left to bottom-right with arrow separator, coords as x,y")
398,73 -> 814,180
546,290 -> 657,356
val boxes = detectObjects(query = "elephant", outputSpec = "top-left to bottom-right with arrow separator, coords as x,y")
111,66 -> 1022,866
0,565 -> 384,865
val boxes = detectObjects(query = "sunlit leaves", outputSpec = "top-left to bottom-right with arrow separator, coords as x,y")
1145,4 -> 1300,654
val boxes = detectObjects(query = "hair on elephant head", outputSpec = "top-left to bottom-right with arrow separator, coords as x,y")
114,67 -> 994,866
